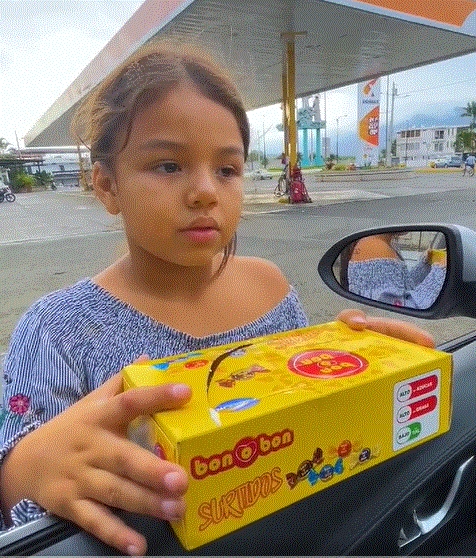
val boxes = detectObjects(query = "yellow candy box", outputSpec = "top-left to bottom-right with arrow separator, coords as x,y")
122,322 -> 452,550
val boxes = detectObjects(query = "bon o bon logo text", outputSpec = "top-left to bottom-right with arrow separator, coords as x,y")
190,429 -> 294,480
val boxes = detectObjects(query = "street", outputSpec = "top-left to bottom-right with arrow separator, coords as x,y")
2,171 -> 476,354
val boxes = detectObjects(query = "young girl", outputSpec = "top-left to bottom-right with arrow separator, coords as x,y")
0,43 -> 434,556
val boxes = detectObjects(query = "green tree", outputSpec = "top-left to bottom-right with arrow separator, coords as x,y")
391,139 -> 397,156
10,171 -> 36,193
460,102 -> 476,151
454,129 -> 475,153
325,153 -> 336,170
460,101 -> 476,128
248,150 -> 261,163
34,170 -> 54,188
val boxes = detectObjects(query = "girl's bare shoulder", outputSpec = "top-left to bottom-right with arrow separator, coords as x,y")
227,256 -> 290,302
351,236 -> 397,261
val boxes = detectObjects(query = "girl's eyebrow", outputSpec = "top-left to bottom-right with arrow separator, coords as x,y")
137,139 -> 244,157
219,146 -> 245,158
138,139 -> 183,151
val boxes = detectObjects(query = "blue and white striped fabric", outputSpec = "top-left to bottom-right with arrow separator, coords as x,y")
0,278 -> 308,528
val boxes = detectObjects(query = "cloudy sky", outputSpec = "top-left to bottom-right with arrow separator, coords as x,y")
1,1 -> 475,154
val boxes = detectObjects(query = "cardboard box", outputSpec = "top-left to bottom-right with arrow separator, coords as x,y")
122,322 -> 452,550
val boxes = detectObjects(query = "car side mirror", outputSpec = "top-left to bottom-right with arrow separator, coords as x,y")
318,224 -> 476,319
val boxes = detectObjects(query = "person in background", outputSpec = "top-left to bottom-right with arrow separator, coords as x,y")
464,153 -> 475,174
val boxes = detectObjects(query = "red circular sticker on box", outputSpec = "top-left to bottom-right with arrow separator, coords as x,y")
288,350 -> 368,379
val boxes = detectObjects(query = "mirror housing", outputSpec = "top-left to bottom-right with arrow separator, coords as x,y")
318,224 -> 476,319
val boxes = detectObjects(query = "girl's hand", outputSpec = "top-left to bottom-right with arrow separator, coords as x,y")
0,369 -> 192,556
337,309 -> 435,348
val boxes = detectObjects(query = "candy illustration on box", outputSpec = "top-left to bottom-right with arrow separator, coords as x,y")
122,321 -> 452,550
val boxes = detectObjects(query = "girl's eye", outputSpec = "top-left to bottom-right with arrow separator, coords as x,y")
155,162 -> 181,174
219,166 -> 240,178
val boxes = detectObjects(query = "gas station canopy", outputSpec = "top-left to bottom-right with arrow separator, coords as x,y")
25,0 -> 476,147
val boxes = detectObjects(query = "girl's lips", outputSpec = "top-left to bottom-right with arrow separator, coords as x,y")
181,227 -> 219,243
180,217 -> 220,243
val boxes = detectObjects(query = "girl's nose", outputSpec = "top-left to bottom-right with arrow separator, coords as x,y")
186,169 -> 218,207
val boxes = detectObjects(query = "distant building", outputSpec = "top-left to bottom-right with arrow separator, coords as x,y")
15,147 -> 90,188
395,125 -> 470,167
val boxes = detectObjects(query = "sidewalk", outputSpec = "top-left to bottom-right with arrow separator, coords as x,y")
58,188 -> 280,204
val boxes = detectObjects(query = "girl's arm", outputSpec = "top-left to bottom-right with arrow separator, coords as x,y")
0,373 -> 191,556
0,305 -> 191,556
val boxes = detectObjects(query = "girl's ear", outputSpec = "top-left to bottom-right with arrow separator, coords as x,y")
92,161 -> 121,215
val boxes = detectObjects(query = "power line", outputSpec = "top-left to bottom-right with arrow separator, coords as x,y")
398,77 -> 475,98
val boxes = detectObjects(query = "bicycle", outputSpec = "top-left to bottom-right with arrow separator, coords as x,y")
462,164 -> 474,177
274,164 -> 290,197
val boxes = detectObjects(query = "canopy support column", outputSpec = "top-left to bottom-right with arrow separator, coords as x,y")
281,32 -> 306,170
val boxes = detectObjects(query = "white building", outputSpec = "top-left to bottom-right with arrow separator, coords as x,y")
395,125 -> 469,167
18,148 -> 90,188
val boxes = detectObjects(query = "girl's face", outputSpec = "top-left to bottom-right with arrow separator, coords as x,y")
102,84 -> 245,270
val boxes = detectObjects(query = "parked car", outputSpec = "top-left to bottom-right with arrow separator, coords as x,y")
250,168 -> 273,180
434,156 -> 463,168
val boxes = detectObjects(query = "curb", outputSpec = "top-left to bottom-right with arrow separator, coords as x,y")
315,169 -> 417,182
57,188 -> 283,206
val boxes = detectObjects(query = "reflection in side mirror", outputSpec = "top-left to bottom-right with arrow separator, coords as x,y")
332,230 -> 447,310
317,224 -> 476,319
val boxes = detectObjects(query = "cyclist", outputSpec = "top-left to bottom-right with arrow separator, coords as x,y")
463,153 -> 475,176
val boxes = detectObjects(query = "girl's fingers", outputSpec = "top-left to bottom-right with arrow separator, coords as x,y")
336,309 -> 368,330
84,372 -> 192,430
80,466 -> 186,521
91,436 -> 188,496
101,383 -> 193,430
133,354 -> 150,363
84,354 -> 152,402
365,316 -> 435,348
89,372 -> 124,399
69,498 -> 148,556
337,309 -> 435,348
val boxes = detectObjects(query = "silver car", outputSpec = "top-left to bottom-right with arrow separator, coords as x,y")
251,168 -> 273,180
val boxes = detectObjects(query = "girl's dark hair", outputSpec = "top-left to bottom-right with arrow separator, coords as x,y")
71,41 -> 250,272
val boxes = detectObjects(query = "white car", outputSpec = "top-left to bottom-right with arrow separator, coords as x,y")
251,168 -> 273,180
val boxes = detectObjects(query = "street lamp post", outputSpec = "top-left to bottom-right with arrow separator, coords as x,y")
259,122 -> 273,167
386,81 -> 410,166
422,140 -> 430,165
262,121 -> 267,165
336,114 -> 347,163
404,122 -> 410,164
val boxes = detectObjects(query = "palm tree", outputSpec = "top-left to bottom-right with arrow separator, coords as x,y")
460,102 -> 476,152
460,101 -> 476,129
454,129 -> 474,153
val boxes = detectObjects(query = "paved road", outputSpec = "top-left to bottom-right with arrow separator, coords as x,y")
0,189 -> 122,245
2,172 -> 476,354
